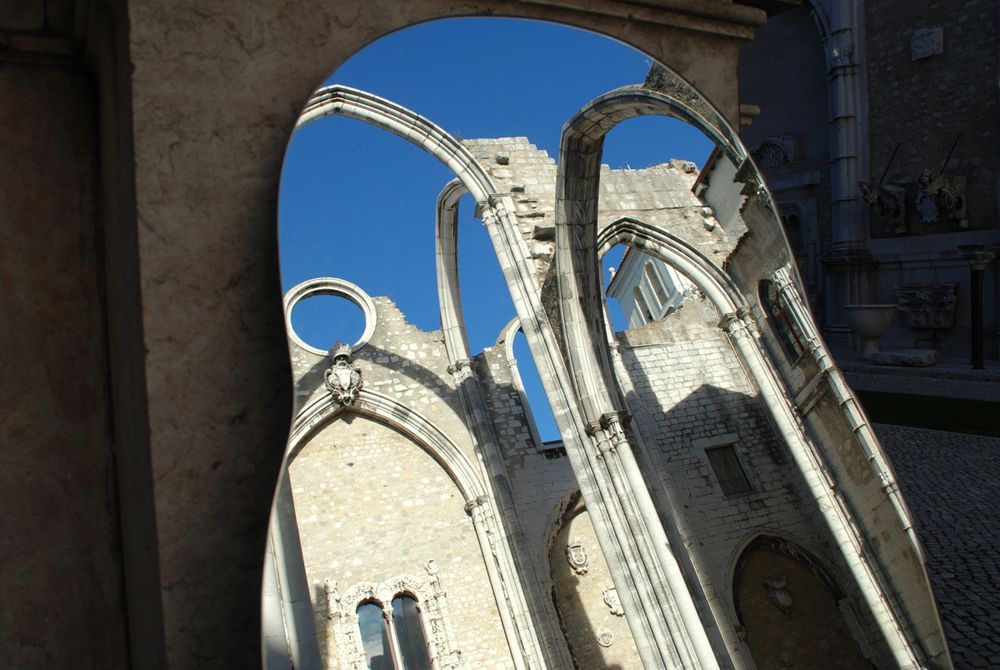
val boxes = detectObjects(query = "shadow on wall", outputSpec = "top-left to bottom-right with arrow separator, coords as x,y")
612,318 -> 890,667
546,493 -> 632,670
311,582 -> 330,664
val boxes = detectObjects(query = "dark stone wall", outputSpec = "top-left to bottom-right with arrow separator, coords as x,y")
866,0 -> 1000,236
0,64 -> 128,668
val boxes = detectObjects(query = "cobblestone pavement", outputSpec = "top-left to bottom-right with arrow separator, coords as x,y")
848,371 -> 1000,403
876,424 -> 1000,669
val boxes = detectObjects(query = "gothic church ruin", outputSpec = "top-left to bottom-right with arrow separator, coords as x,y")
263,81 -> 950,669
5,2 -> 981,668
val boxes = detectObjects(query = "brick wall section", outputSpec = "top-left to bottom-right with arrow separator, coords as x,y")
462,138 -> 730,281
615,297 -> 879,641
866,0 -> 999,235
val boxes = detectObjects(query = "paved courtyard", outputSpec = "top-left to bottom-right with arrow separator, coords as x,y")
877,424 -> 1000,669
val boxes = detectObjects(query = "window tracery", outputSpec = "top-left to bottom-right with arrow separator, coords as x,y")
324,565 -> 461,670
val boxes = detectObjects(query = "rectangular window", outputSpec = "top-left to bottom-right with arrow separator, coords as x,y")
706,445 -> 753,496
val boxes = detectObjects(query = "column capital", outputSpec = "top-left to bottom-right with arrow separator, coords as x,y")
448,358 -> 477,383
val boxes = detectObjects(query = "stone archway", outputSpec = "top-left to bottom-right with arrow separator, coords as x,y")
733,536 -> 871,670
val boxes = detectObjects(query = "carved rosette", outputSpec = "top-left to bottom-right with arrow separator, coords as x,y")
325,342 -> 363,405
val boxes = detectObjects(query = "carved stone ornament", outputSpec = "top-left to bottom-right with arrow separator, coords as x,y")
324,342 -> 363,405
894,283 -> 958,329
751,136 -> 795,169
764,576 -> 793,615
916,171 -> 968,229
859,181 -> 906,235
565,538 -> 589,575
596,628 -> 615,648
603,585 -> 624,616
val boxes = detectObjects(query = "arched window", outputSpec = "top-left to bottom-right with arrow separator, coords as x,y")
391,595 -> 432,670
356,595 -> 432,670
759,279 -> 806,361
633,286 -> 653,324
357,601 -> 392,670
645,262 -> 670,310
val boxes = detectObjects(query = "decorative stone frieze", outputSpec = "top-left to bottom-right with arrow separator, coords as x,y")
894,283 -> 958,329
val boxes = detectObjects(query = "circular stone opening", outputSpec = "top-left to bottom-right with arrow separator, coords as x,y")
290,294 -> 365,353
283,277 -> 378,355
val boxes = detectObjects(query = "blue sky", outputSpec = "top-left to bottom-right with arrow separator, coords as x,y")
279,18 -> 713,439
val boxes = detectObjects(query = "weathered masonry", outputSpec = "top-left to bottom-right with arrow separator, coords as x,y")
3,2 -> 970,668
264,81 -> 950,669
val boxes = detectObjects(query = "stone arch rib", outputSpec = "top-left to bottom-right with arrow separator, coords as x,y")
435,178 -> 472,363
287,388 -> 487,504
555,82 -> 753,416
297,85 -> 497,203
556,77 -> 929,668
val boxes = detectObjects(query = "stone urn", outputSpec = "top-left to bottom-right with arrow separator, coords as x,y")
844,304 -> 898,359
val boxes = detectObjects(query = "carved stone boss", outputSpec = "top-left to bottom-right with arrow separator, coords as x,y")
325,342 -> 363,405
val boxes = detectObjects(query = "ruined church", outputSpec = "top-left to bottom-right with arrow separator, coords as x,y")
262,79 -> 950,669
6,1 -> 986,669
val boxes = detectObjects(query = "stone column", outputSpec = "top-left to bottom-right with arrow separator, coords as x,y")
448,359 -> 562,669
959,246 -> 997,369
819,0 -> 874,351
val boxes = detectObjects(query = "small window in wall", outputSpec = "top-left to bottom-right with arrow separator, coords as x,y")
759,279 -> 806,361
356,596 -> 432,670
706,445 -> 753,496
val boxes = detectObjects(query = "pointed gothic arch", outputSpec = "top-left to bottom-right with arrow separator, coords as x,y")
555,80 -> 928,668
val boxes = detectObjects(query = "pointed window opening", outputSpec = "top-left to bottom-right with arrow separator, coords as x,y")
760,279 -> 806,361
391,595 -> 432,670
645,262 -> 670,311
633,286 -> 654,324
